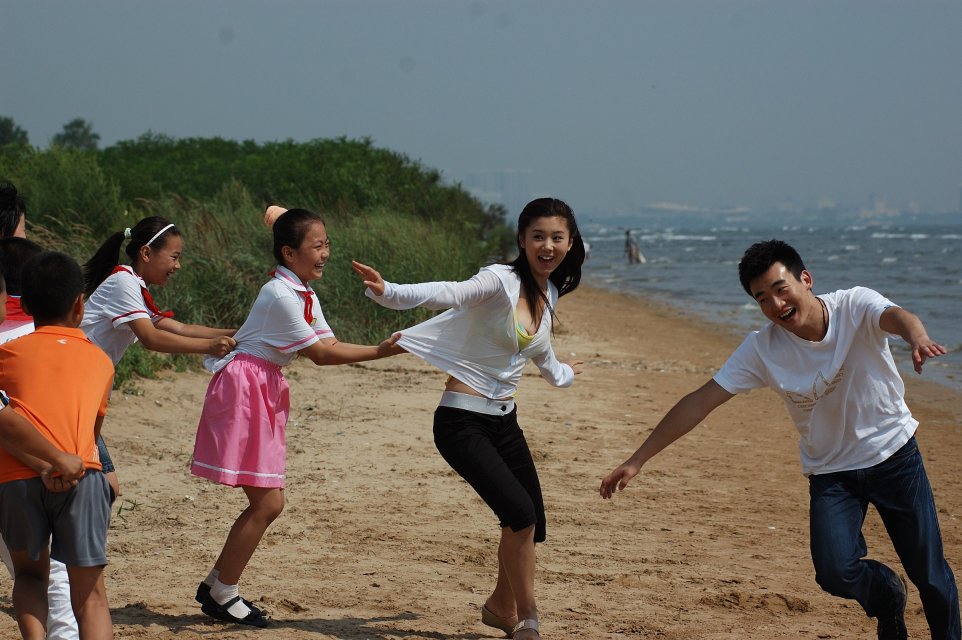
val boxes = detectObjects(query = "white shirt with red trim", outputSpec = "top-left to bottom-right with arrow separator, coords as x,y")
205,265 -> 334,373
81,266 -> 165,365
0,297 -> 33,345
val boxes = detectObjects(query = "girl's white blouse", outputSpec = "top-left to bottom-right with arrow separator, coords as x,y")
205,265 -> 333,373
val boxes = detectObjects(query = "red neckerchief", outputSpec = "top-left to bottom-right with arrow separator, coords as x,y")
4,296 -> 31,323
109,266 -> 174,319
268,268 -> 314,324
300,290 -> 314,324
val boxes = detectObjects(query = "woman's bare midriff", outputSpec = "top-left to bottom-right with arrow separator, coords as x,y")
444,376 -> 512,402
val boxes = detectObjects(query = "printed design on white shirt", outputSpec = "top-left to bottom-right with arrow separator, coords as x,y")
785,366 -> 845,412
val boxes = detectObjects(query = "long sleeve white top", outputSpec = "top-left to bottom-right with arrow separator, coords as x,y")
365,263 -> 574,399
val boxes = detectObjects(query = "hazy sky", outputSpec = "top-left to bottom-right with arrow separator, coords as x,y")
4,0 -> 962,215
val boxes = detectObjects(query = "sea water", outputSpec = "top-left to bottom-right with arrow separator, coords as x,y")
580,218 -> 962,390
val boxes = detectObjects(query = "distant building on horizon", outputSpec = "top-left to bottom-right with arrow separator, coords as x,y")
859,193 -> 900,219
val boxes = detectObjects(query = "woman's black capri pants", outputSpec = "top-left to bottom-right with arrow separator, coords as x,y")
433,405 -> 546,543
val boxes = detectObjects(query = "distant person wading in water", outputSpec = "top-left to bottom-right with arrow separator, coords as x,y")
624,230 -> 645,265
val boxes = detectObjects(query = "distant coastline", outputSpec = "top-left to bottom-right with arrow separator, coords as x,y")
581,206 -> 962,230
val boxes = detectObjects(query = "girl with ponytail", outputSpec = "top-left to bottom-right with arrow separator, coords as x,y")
80,216 -> 236,500
82,216 -> 236,361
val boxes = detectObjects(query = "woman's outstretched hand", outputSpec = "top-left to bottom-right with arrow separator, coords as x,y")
351,261 -> 385,297
564,359 -> 584,375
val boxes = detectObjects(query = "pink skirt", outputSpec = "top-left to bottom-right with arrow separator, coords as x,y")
190,353 -> 289,488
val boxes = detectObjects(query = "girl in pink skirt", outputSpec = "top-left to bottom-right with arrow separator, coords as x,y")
190,207 -> 401,628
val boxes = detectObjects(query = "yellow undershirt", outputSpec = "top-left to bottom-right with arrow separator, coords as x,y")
515,312 -> 533,350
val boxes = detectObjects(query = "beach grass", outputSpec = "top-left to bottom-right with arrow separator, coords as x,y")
1,138 -> 509,386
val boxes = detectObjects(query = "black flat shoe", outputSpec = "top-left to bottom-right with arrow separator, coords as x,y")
201,595 -> 270,628
195,582 -> 263,616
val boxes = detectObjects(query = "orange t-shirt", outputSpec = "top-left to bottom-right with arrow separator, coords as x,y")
0,326 -> 114,483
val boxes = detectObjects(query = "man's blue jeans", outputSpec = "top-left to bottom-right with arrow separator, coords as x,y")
809,437 -> 960,639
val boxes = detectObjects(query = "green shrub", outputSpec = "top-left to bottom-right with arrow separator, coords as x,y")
0,145 -> 124,238
8,137 -> 511,387
98,135 -> 497,230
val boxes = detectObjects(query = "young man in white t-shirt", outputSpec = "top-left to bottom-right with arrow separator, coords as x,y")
600,240 -> 959,640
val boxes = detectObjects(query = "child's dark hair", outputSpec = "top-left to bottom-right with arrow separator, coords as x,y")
507,198 -> 585,322
0,237 -> 43,296
83,216 -> 181,295
22,251 -> 84,326
737,239 -> 806,297
0,182 -> 26,238
272,208 -> 324,266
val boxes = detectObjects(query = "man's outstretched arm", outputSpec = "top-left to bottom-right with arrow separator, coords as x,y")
880,306 -> 946,374
600,379 -> 734,498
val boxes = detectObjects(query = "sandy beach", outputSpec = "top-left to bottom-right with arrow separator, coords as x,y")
2,285 -> 960,639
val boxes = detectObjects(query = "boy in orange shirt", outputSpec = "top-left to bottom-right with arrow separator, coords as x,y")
0,252 -> 115,640
0,263 -> 86,483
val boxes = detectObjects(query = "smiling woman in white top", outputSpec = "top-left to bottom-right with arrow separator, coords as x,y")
354,197 -> 585,640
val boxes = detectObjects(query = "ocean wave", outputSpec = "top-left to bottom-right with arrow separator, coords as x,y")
710,227 -> 751,233
870,232 -> 930,240
662,234 -> 718,242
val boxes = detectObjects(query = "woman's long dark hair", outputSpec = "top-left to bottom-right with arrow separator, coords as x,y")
0,182 -> 26,238
83,216 -> 181,295
507,198 -> 585,325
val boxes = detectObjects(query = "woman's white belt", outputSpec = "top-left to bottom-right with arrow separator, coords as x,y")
438,391 -> 515,416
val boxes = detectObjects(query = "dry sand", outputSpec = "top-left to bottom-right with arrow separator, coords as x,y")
2,286 -> 960,639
